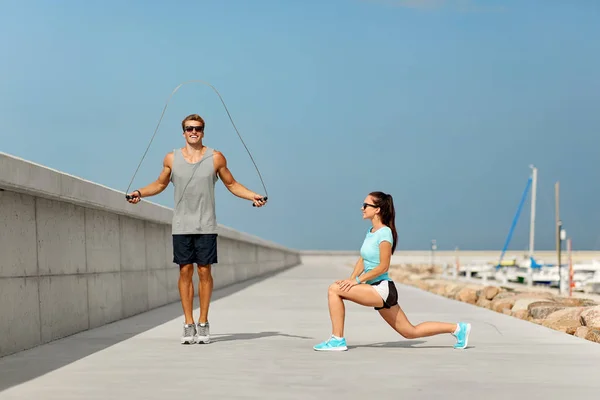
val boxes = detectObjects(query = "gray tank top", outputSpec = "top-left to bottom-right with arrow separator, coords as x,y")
170,147 -> 218,235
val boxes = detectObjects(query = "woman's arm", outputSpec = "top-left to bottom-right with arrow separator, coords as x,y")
349,257 -> 365,280
354,241 -> 392,283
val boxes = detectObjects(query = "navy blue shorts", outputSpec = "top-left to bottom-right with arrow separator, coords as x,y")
172,234 -> 218,266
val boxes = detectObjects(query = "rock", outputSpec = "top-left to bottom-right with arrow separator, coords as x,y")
476,296 -> 492,309
456,287 -> 478,304
482,286 -> 501,300
448,285 -> 466,299
431,283 -> 447,296
542,307 -> 586,334
494,291 -> 521,301
580,305 -> 600,329
511,309 -> 530,320
573,326 -> 600,342
512,298 -> 553,313
444,283 -> 463,298
527,300 -> 557,311
491,292 -> 554,314
555,297 -> 597,307
566,326 -> 578,335
528,302 -> 567,320
408,273 -> 422,282
492,298 -> 516,313
575,326 -> 590,338
389,270 -> 411,283
585,329 -> 600,343
525,291 -> 555,300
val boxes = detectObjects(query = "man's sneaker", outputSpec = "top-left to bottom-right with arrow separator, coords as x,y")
313,335 -> 348,351
181,323 -> 197,344
452,322 -> 471,349
196,322 -> 210,344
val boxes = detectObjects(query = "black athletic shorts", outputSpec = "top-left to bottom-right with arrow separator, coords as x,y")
172,234 -> 218,266
370,280 -> 398,310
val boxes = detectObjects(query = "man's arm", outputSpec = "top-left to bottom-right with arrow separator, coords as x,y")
126,152 -> 173,203
213,150 -> 266,207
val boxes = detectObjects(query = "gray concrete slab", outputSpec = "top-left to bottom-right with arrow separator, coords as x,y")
1,258 -> 600,399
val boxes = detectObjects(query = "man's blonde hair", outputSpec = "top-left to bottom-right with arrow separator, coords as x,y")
181,114 -> 205,130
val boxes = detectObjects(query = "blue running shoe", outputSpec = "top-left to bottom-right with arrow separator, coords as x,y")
313,336 -> 348,351
453,322 -> 471,349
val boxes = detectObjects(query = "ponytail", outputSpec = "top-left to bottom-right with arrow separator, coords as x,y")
369,191 -> 398,253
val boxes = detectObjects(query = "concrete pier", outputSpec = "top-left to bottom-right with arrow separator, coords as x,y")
1,256 -> 599,399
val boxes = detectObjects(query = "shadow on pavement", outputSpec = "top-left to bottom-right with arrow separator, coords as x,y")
211,331 -> 313,343
0,265 -> 297,394
348,340 -> 473,349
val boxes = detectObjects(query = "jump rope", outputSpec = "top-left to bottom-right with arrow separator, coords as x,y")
124,80 -> 268,207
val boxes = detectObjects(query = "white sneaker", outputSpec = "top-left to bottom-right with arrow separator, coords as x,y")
181,323 -> 197,344
196,322 -> 210,344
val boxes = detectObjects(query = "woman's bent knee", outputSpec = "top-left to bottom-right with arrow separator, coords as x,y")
328,283 -> 340,295
401,329 -> 418,339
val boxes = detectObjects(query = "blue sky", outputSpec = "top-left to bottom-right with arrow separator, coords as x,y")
1,0 -> 599,251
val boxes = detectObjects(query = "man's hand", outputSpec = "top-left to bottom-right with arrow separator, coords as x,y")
337,279 -> 357,292
125,153 -> 172,205
126,190 -> 142,204
252,194 -> 267,207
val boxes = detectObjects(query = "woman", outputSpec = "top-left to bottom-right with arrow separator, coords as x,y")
313,191 -> 471,351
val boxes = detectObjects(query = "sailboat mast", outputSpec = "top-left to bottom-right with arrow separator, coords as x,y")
527,165 -> 537,288
529,165 -> 537,258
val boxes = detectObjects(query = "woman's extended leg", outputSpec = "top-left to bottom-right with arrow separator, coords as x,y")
378,304 -> 471,349
378,304 -> 455,338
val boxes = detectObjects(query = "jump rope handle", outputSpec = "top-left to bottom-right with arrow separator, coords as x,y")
252,196 -> 268,207
125,190 -> 141,201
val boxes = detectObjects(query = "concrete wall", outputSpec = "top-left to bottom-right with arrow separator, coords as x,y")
0,152 -> 301,358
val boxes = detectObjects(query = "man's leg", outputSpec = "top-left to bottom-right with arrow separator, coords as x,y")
194,233 -> 218,344
197,264 -> 213,324
173,234 -> 197,344
179,264 -> 195,324
179,264 -> 197,344
196,265 -> 213,344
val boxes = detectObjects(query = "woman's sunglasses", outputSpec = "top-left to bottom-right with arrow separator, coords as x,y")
362,202 -> 378,210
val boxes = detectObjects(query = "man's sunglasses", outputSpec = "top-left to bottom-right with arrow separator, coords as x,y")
184,126 -> 204,132
362,203 -> 378,210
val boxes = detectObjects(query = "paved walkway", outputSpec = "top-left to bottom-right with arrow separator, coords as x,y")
1,256 -> 599,399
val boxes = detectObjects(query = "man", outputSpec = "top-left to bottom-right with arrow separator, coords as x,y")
127,113 -> 267,344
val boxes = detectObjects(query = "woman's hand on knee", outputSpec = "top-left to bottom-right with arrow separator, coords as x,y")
337,279 -> 357,292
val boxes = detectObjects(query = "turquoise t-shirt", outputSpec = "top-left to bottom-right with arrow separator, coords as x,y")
359,226 -> 394,284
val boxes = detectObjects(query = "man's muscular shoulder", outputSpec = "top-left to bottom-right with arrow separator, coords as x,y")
164,151 -> 174,168
212,149 -> 227,169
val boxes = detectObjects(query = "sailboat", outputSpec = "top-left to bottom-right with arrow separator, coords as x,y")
494,166 -> 600,291
494,165 -> 554,286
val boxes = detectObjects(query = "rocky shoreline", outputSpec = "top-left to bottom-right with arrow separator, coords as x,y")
389,264 -> 600,344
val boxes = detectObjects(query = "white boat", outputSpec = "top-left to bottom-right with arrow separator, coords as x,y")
583,275 -> 600,294
574,261 -> 600,293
